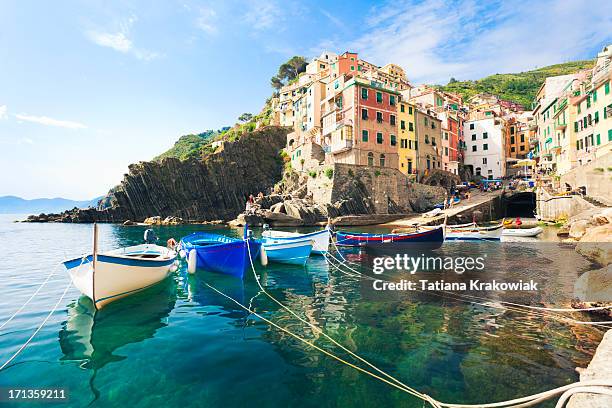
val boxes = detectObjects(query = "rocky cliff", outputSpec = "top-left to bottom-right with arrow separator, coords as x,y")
27,126 -> 290,222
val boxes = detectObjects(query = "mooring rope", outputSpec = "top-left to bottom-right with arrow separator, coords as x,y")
245,242 -> 432,401
0,263 -> 62,331
327,238 -> 612,322
210,246 -> 612,408
0,256 -> 84,372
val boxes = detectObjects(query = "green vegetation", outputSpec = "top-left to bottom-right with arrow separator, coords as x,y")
436,60 -> 594,107
271,56 -> 307,90
154,130 -> 219,161
309,170 -> 317,178
325,168 -> 334,179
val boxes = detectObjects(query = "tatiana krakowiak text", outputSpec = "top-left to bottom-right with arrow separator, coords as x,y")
372,279 -> 539,292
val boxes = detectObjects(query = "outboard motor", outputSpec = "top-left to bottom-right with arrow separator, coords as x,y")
144,229 -> 158,244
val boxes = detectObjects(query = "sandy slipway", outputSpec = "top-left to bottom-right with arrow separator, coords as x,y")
372,279 -> 539,291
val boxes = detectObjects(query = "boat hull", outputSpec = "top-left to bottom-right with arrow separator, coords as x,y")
502,227 -> 543,237
179,233 -> 261,278
336,226 -> 445,251
261,229 -> 331,255
63,244 -> 177,309
445,224 -> 503,241
261,238 -> 313,265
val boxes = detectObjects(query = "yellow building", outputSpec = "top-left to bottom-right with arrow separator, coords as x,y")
397,98 -> 417,176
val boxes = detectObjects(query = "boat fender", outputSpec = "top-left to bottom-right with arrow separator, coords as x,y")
187,250 -> 197,274
179,249 -> 186,259
260,246 -> 268,266
169,263 -> 178,273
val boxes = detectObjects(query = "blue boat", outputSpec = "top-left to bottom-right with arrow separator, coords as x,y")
178,228 -> 261,279
260,236 -> 313,265
335,225 -> 445,251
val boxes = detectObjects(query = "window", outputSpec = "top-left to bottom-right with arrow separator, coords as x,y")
586,96 -> 591,108
390,135 -> 397,146
401,120 -> 406,130
400,104 -> 405,113
472,145 -> 477,152
593,90 -> 597,103
407,160 -> 412,174
358,65 -> 362,71
483,132 -> 488,139
594,111 -> 599,123
431,137 -> 436,146
425,135 -> 429,144
470,123 -> 474,130
408,106 -> 413,114
578,103 -> 581,114
444,147 -> 449,156
596,134 -> 601,145
431,122 -> 436,129
520,134 -> 525,143
483,143 -> 488,150
424,117 -> 428,126
475,167 -> 481,176
444,132 -> 449,140
510,127 -> 515,134
367,152 -> 374,166
605,81 -> 610,95
574,122 -> 579,132
376,132 -> 383,144
390,95 -> 396,106
379,154 -> 385,167
482,158 -> 487,164
376,92 -> 383,103
511,147 -> 516,153
376,111 -> 383,123
414,140 -> 418,150
362,108 -> 368,120
471,134 -> 476,141
609,129 -> 612,141
362,130 -> 369,142
361,88 -> 368,100
400,139 -> 407,148
390,115 -> 396,126
427,158 -> 431,170
510,136 -> 515,144
409,122 -> 414,131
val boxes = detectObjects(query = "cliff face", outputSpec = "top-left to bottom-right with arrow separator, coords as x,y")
36,126 -> 290,222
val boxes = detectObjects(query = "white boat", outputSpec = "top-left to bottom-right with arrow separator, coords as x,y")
444,223 -> 504,240
501,226 -> 543,237
261,237 -> 314,265
63,225 -> 178,309
261,228 -> 331,255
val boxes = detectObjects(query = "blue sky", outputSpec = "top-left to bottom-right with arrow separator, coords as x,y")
1,0 -> 611,199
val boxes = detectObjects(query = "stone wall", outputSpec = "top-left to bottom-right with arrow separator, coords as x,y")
536,187 -> 595,222
561,151 -> 612,204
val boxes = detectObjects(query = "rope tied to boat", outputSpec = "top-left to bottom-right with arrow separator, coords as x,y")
0,255 -> 86,372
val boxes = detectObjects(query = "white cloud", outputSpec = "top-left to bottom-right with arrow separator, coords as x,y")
243,0 -> 284,31
14,113 -> 87,129
196,7 -> 218,35
85,16 -> 162,61
0,105 -> 7,120
320,9 -> 344,29
347,0 -> 612,84
87,31 -> 132,53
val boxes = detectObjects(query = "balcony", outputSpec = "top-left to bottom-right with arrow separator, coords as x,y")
331,139 -> 353,153
555,122 -> 567,130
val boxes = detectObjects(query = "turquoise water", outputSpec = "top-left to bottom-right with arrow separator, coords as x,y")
0,214 -> 605,407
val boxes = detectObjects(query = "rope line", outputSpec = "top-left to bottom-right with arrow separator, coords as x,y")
0,263 -> 61,331
0,256 -> 85,372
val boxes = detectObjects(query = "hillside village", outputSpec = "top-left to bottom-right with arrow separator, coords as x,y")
265,46 -> 611,202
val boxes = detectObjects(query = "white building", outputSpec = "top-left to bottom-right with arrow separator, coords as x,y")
464,117 -> 506,179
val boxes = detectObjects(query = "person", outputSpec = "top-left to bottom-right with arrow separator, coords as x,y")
167,237 -> 177,249
144,229 -> 158,244
515,217 -> 522,226
257,192 -> 264,199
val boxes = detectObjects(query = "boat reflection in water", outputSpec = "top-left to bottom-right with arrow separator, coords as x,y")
59,280 -> 177,402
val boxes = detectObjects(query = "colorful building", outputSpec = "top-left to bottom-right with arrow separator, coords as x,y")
414,108 -> 442,179
396,98 -> 417,176
464,112 -> 507,179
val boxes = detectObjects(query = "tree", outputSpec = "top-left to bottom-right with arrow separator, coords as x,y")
238,113 -> 253,123
449,77 -> 458,84
270,76 -> 284,90
270,56 -> 307,90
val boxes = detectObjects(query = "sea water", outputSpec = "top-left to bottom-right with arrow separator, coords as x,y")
0,215 -> 604,407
